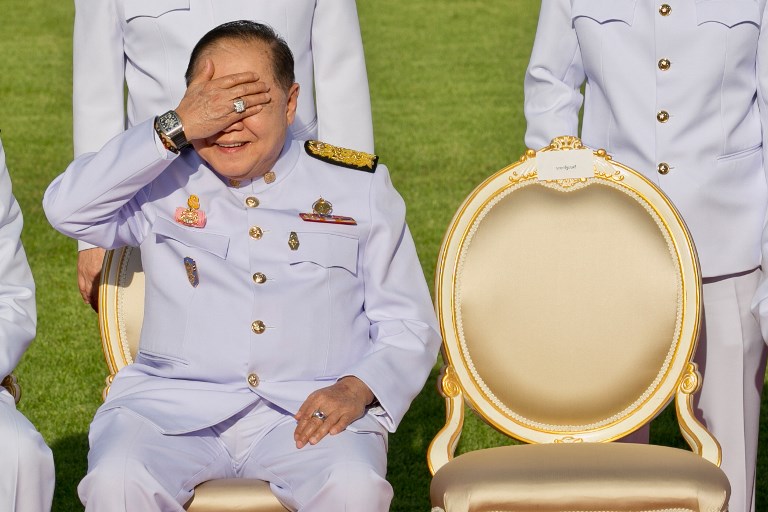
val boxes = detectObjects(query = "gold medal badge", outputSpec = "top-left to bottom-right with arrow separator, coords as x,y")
174,194 -> 207,228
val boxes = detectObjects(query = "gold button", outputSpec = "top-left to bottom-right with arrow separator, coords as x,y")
247,373 -> 259,387
245,196 -> 259,208
252,272 -> 267,284
251,320 -> 266,334
249,226 -> 263,240
658,58 -> 671,71
658,162 -> 670,175
657,110 -> 669,123
659,4 -> 671,15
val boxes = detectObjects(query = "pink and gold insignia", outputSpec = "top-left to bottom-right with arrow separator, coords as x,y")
299,213 -> 357,225
175,194 -> 207,228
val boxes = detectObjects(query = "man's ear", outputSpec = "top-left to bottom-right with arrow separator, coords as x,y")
285,83 -> 300,125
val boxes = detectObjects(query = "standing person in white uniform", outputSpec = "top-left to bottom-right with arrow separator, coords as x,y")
46,21 -> 440,511
523,1 -> 768,510
73,0 -> 375,310
0,138 -> 55,512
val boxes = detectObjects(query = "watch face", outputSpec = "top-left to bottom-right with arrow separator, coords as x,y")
158,111 -> 181,133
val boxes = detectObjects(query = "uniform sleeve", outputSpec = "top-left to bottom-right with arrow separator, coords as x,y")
43,120 -> 175,250
523,0 -> 586,150
345,166 -> 441,431
73,0 -> 127,252
0,141 -> 36,378
311,0 -> 375,153
73,0 -> 127,157
750,2 -> 768,340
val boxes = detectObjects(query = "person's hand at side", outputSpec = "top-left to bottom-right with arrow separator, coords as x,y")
77,246 -> 105,311
294,376 -> 375,449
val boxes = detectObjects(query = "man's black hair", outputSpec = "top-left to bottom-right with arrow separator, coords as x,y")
185,20 -> 295,90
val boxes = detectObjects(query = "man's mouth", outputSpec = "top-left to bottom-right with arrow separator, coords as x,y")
216,142 -> 246,148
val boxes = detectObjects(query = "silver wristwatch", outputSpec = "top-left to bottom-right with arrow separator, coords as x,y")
155,110 -> 190,152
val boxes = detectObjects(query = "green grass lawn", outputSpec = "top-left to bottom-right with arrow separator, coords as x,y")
0,1 -> 765,510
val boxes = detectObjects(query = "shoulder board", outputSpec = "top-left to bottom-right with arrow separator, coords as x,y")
304,140 -> 378,173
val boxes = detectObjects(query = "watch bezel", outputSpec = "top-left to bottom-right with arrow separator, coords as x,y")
157,110 -> 190,150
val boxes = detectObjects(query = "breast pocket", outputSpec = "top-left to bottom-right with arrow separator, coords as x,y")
288,232 -> 359,275
140,216 -> 230,359
571,0 -> 637,25
696,0 -> 761,28
124,0 -> 190,21
152,216 -> 230,260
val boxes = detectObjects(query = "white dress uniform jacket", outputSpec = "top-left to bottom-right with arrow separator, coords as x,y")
43,122 -> 440,436
524,0 -> 768,279
73,0 -> 374,156
0,139 -> 54,512
524,2 -> 768,511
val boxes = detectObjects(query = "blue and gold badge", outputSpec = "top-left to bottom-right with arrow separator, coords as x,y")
184,257 -> 199,287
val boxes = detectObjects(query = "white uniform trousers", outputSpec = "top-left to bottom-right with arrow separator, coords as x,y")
0,389 -> 55,512
79,398 -> 392,512
694,269 -> 767,512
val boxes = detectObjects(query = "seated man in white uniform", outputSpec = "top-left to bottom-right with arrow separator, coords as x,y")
43,21 -> 440,512
0,137 -> 55,512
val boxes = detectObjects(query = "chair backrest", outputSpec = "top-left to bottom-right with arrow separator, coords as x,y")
428,136 -> 720,474
98,246 -> 144,399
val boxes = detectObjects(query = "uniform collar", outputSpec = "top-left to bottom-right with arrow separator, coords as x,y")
180,139 -> 302,192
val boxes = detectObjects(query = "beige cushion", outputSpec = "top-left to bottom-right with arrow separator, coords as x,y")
431,444 -> 729,512
186,480 -> 287,512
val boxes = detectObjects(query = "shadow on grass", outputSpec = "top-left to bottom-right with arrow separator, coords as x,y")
51,433 -> 88,511
388,366 -> 446,511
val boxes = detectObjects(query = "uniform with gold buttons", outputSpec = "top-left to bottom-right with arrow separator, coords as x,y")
44,123 -> 441,442
524,1 -> 768,511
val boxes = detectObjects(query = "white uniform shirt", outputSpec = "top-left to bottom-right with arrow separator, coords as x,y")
0,139 -> 36,380
524,0 -> 768,279
44,125 -> 440,436
73,0 -> 374,156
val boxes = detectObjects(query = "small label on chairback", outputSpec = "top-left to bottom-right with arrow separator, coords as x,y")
536,149 -> 594,181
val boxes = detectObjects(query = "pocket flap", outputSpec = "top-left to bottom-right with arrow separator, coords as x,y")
696,0 -> 761,27
571,0 -> 637,24
152,216 -> 229,258
289,232 -> 359,273
125,0 -> 190,21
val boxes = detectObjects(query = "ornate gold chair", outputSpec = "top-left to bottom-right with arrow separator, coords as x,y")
428,137 -> 730,512
99,246 -> 288,512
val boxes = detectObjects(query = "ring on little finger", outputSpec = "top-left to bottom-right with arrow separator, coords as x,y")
233,98 -> 246,114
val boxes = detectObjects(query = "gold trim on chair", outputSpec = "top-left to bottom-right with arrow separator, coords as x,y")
428,137 -> 727,512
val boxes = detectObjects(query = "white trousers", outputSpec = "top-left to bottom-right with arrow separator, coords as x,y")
694,270 -> 767,512
79,399 -> 392,512
0,390 -> 55,512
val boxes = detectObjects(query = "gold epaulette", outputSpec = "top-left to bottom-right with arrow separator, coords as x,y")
304,140 -> 378,173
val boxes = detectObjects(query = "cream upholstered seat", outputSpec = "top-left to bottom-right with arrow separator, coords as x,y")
428,136 -> 730,512
99,246 -> 288,512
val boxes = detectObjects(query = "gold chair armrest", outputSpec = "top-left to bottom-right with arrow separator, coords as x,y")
676,362 -> 722,467
427,365 -> 464,475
